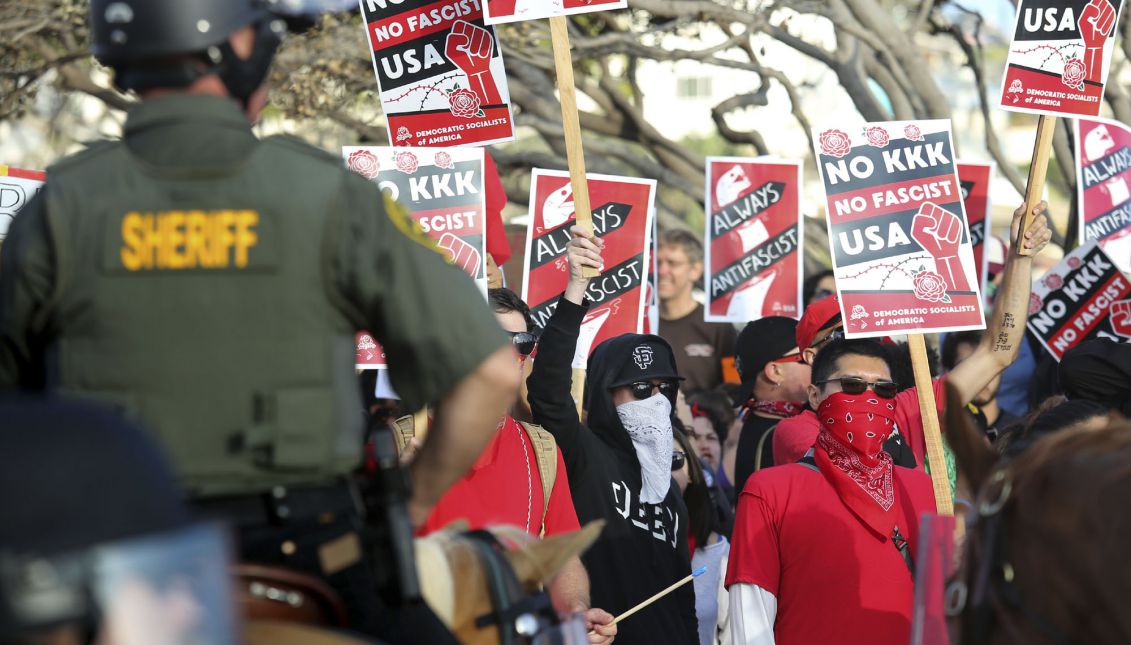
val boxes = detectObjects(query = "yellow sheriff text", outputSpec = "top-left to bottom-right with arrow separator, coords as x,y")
120,210 -> 259,270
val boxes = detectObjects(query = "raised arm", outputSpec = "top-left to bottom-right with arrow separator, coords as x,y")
526,227 -> 605,457
947,201 -> 1051,405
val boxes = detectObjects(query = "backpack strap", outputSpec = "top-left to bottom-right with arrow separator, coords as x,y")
519,421 -> 558,538
753,424 -> 778,473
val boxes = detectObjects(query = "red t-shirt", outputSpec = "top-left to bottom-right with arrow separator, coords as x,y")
772,377 -> 947,467
725,463 -> 935,645
419,416 -> 580,537
483,151 -> 511,266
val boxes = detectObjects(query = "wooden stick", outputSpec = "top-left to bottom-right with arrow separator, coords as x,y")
1015,115 -> 1057,257
571,367 -> 586,418
611,567 -> 705,626
907,334 -> 953,516
549,16 -> 598,278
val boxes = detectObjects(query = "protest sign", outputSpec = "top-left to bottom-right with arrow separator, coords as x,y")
703,158 -> 803,323
522,169 -> 656,367
1027,240 -> 1131,360
358,0 -> 515,147
957,162 -> 994,295
343,146 -> 487,367
0,165 -> 46,243
1076,117 -> 1131,273
812,119 -> 986,338
999,0 -> 1124,118
484,0 -> 625,25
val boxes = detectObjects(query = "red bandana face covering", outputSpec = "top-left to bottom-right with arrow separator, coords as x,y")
814,392 -> 898,536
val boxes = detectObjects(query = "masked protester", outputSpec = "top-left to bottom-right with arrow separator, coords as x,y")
526,227 -> 699,644
725,339 -> 936,645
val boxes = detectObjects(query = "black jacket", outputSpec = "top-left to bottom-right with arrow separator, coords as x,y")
527,297 -> 698,645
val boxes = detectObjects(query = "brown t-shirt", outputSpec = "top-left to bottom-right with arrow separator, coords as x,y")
658,303 -> 738,394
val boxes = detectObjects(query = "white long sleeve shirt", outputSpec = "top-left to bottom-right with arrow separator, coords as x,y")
728,583 -> 778,645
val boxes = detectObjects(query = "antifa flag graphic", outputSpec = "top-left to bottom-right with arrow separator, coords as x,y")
522,169 -> 657,368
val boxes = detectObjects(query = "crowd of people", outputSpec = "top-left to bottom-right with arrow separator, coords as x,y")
1,2 -> 1130,645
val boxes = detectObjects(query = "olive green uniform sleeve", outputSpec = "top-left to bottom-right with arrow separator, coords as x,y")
0,191 -> 55,390
331,173 -> 506,411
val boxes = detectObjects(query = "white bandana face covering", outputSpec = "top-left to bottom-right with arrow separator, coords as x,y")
616,393 -> 674,504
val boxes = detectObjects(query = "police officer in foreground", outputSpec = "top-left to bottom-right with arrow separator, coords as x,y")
0,0 -> 519,640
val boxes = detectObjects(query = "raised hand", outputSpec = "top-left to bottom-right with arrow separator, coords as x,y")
564,225 -> 604,305
1080,0 -> 1117,80
445,21 -> 502,104
1008,200 -> 1051,257
911,201 -> 969,291
437,232 -> 482,277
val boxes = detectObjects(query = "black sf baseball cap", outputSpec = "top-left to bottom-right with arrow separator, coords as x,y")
611,338 -> 684,387
734,317 -> 801,404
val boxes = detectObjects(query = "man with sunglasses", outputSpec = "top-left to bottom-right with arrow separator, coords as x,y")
527,227 -> 699,644
418,288 -> 617,644
725,338 -> 936,645
770,202 -> 1054,474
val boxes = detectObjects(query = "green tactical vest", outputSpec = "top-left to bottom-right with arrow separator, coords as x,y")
41,135 -> 364,497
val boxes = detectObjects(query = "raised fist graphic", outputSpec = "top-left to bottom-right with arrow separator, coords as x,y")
912,202 -> 970,292
437,232 -> 482,278
1111,299 -> 1131,339
445,21 -> 502,105
1080,0 -> 1117,81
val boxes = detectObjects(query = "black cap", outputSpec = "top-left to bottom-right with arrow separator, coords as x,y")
89,0 -> 265,63
610,339 -> 684,388
0,398 -> 188,556
734,317 -> 800,404
1059,339 -> 1131,415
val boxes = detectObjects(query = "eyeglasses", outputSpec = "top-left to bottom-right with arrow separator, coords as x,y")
813,376 -> 898,399
671,450 -> 687,471
627,380 -> 679,400
507,331 -> 537,357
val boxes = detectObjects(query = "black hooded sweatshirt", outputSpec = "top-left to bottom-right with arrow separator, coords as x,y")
527,297 -> 698,644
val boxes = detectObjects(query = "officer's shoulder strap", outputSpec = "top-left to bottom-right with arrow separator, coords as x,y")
518,421 -> 558,537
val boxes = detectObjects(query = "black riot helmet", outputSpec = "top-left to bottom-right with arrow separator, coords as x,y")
88,0 -> 353,101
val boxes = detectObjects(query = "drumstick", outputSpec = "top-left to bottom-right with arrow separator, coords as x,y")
589,567 -> 707,634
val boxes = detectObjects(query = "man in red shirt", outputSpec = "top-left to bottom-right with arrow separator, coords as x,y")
419,287 -> 616,643
725,338 -> 935,644
772,201 -> 1052,468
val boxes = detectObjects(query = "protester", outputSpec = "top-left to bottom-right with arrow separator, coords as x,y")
999,397 -> 1111,460
942,330 -> 1019,440
674,427 -> 730,645
731,317 -> 810,493
687,390 -> 732,475
1058,339 -> 1131,417
657,229 -> 738,395
767,202 -> 1052,471
0,2 -> 520,640
527,226 -> 699,644
725,338 -> 937,644
419,288 -> 616,643
801,269 -> 836,308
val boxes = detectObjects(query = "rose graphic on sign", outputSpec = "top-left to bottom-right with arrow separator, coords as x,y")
903,124 -> 923,141
912,270 -> 949,303
818,129 -> 852,158
865,126 -> 890,148
358,334 -> 378,360
447,87 -> 484,119
346,150 -> 380,178
1062,58 -> 1087,91
395,151 -> 419,174
1029,293 -> 1043,315
1044,273 -> 1064,290
851,304 -> 869,320
395,127 -> 412,143
1068,256 -> 1083,270
434,151 -> 454,169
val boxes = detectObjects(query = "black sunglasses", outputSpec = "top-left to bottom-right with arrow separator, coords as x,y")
627,380 -> 679,400
507,331 -> 537,357
671,450 -> 687,472
814,376 -> 898,399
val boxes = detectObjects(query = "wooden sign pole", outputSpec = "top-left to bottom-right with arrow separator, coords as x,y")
549,16 -> 598,279
907,334 -> 953,516
1015,115 -> 1057,257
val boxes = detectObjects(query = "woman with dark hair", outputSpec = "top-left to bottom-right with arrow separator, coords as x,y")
802,269 -> 836,308
673,425 -> 730,645
998,397 -> 1111,460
